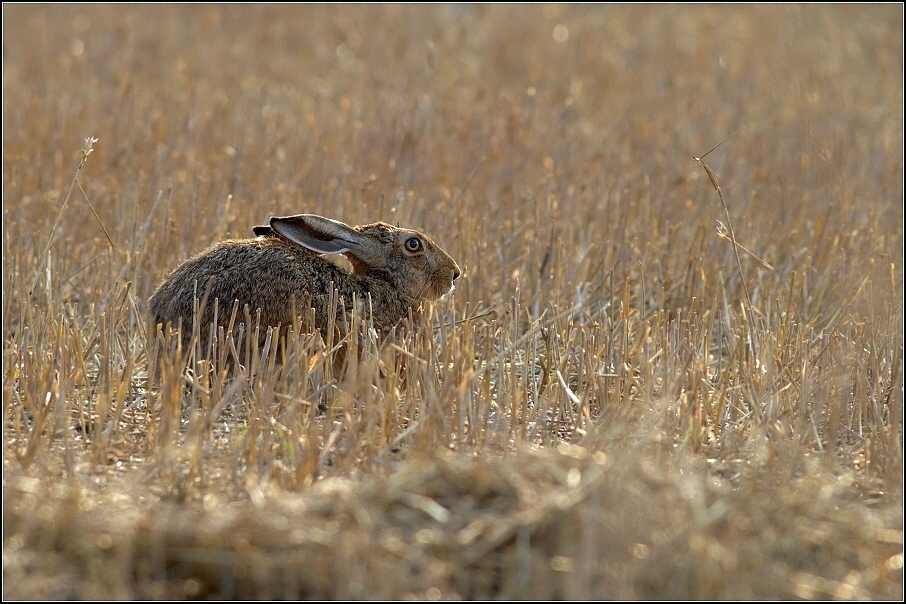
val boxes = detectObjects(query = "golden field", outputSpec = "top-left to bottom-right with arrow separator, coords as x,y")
2,4 -> 903,599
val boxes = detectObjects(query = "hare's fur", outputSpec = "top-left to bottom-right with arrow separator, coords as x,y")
148,214 -> 460,354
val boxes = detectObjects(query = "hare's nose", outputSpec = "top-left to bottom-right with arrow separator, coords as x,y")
453,268 -> 461,281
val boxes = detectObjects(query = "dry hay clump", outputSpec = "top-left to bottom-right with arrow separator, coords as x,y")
4,447 -> 902,600
2,4 -> 903,601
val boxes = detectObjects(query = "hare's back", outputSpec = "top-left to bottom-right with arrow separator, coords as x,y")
152,238 -> 323,327
187,237 -> 334,307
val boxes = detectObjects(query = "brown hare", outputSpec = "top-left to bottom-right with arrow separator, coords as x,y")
148,213 -> 460,363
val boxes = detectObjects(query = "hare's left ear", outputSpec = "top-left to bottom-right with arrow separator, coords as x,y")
270,214 -> 383,266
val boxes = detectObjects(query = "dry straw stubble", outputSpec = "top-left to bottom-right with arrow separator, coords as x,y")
2,4 -> 903,599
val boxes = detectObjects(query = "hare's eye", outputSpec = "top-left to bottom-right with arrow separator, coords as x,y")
404,237 -> 424,253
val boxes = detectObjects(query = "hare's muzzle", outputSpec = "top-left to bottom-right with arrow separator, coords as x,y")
437,263 -> 460,299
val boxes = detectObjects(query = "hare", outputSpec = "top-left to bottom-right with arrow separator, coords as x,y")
148,213 -> 460,362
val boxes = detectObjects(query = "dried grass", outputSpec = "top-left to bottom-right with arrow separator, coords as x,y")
3,4 -> 903,600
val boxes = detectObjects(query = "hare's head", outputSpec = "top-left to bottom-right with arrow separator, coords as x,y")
265,214 -> 460,302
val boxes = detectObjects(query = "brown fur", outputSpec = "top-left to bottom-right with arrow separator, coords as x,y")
148,215 -> 460,359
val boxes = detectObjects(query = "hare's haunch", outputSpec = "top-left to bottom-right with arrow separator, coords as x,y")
149,214 -> 460,351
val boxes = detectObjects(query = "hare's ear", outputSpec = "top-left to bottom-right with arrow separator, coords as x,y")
254,214 -> 275,236
270,215 -> 382,263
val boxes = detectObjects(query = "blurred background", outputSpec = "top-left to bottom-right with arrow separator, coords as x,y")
4,5 -> 901,314
3,5 -> 903,599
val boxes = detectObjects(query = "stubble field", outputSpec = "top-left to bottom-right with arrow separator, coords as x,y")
2,4 -> 903,599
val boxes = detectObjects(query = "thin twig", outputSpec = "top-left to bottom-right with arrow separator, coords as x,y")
77,179 -> 116,250
694,130 -> 760,356
434,308 -> 496,330
30,137 -> 114,295
715,221 -> 773,269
